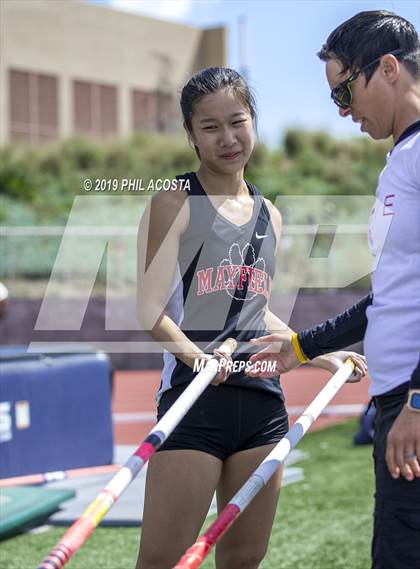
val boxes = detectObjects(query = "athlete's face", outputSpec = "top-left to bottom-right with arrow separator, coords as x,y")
187,89 -> 254,173
326,58 -> 396,140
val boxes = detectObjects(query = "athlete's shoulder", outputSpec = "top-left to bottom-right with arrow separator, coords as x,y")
264,198 -> 282,223
152,179 -> 189,203
264,198 -> 282,245
149,179 -> 189,233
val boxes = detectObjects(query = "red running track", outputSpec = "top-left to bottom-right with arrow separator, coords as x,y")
112,368 -> 371,445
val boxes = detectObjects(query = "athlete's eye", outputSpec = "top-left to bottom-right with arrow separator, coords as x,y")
232,120 -> 247,126
203,125 -> 217,131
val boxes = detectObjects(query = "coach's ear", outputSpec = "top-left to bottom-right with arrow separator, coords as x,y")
380,53 -> 400,84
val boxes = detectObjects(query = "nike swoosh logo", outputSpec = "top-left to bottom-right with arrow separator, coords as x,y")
255,233 -> 267,239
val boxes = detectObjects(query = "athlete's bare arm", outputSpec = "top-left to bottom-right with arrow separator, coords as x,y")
137,186 -> 204,368
137,186 -> 231,378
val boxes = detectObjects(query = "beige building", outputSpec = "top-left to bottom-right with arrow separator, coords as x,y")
0,0 -> 227,145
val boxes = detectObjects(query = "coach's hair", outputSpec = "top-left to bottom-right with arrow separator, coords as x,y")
318,10 -> 420,82
180,67 -> 257,134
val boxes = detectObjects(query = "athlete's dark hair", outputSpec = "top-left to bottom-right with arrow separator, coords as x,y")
318,10 -> 420,83
180,67 -> 257,133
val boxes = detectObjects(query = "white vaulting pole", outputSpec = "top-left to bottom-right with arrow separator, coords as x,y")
36,338 -> 237,569
174,359 -> 356,569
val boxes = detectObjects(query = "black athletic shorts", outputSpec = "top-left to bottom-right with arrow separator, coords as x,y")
156,384 -> 289,461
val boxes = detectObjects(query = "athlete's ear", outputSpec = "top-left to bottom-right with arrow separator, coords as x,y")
183,121 -> 196,144
183,122 -> 200,158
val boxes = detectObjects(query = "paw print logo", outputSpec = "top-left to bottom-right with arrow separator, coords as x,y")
219,243 -> 266,301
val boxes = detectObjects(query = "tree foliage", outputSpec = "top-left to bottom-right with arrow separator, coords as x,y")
0,129 -> 390,224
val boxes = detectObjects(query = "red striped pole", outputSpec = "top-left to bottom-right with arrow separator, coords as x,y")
36,338 -> 237,569
174,359 -> 356,569
0,464 -> 120,488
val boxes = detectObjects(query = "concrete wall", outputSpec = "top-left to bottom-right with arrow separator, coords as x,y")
0,0 -> 226,144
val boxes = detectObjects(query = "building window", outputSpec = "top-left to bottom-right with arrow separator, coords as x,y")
132,89 -> 174,133
156,92 -> 174,133
74,80 -> 118,138
132,90 -> 156,131
9,69 -> 58,144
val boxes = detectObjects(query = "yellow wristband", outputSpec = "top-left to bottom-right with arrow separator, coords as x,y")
292,333 -> 308,364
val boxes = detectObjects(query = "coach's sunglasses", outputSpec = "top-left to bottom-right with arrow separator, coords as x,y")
331,49 -> 403,109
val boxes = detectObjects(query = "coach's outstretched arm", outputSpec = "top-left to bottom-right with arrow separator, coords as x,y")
247,293 -> 371,376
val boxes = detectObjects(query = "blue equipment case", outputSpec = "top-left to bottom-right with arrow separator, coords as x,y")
0,349 -> 113,478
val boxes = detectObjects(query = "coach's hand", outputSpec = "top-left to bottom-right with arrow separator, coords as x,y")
386,405 -> 420,481
245,331 -> 299,378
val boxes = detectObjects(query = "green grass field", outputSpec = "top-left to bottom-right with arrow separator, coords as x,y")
1,420 -> 374,569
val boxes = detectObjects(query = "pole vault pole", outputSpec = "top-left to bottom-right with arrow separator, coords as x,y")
174,358 -> 356,569
36,338 -> 237,569
0,465 -> 121,488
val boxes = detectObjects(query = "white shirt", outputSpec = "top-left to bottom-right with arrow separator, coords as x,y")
365,127 -> 420,396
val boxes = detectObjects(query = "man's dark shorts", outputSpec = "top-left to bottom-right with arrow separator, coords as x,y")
372,382 -> 420,569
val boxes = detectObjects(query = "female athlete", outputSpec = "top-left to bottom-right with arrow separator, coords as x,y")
136,67 -> 367,569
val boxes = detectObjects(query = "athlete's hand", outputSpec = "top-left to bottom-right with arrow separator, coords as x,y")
386,405 -> 420,481
245,331 -> 299,378
200,350 -> 234,385
309,351 -> 368,382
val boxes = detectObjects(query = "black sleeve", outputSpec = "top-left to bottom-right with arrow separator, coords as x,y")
297,293 -> 373,360
409,357 -> 420,390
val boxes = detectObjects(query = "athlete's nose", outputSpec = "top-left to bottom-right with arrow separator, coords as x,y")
219,127 -> 236,147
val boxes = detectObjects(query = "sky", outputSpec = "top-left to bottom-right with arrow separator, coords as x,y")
86,0 -> 419,145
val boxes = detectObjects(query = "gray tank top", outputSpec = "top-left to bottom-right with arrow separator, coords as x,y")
158,171 -> 284,401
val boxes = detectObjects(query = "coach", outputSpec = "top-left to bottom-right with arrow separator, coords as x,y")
248,11 -> 420,569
